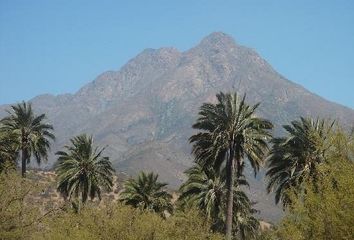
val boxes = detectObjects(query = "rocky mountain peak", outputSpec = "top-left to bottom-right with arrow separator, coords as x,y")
197,32 -> 238,51
133,47 -> 181,66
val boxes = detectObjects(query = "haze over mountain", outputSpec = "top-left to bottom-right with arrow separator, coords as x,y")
1,32 -> 353,221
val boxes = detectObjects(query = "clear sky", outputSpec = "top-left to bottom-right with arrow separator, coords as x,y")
0,0 -> 353,108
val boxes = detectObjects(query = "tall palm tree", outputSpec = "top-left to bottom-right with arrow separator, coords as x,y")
179,164 -> 259,239
119,171 -> 173,217
266,117 -> 334,207
190,92 -> 272,239
0,102 -> 55,177
55,134 -> 115,203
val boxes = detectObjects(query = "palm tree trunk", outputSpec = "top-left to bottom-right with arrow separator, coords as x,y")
225,146 -> 235,240
21,129 -> 27,178
236,158 -> 244,240
21,147 -> 27,177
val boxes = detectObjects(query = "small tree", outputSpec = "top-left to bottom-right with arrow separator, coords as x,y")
55,134 -> 115,204
120,171 -> 173,217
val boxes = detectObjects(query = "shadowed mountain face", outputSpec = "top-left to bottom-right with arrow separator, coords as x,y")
1,32 -> 353,221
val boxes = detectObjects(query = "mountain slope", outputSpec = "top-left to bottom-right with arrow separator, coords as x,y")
1,32 -> 353,221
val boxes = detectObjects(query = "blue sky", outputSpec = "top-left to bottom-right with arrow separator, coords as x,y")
0,0 -> 353,108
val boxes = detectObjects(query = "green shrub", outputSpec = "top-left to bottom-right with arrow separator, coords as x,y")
0,171 -> 54,239
34,203 -> 222,240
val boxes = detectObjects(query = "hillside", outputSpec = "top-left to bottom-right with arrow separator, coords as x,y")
1,32 -> 353,221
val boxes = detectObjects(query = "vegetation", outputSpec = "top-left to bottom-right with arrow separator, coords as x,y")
36,204 -> 223,240
119,171 -> 173,217
0,102 -> 55,177
274,162 -> 354,239
271,129 -> 354,240
0,130 -> 18,172
266,117 -> 334,206
0,96 -> 353,239
178,163 -> 259,239
55,134 -> 115,204
0,171 -> 58,239
179,164 -> 225,227
190,92 -> 272,239
0,170 -> 222,240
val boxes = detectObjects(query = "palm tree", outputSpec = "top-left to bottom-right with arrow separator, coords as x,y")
119,171 -> 173,217
234,212 -> 259,240
179,164 -> 259,239
55,134 -> 115,204
179,164 -> 225,230
266,117 -> 334,207
190,92 -> 272,239
0,102 -> 55,177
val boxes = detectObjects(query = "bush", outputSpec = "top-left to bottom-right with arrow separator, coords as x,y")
34,203 -> 222,240
0,171 -> 56,239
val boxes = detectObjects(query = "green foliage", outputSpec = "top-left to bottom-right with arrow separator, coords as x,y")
275,162 -> 354,239
179,164 -> 225,226
120,171 -> 173,217
190,92 -> 273,175
55,134 -> 115,203
272,129 -> 354,240
33,203 -> 222,240
234,211 -> 260,240
0,130 -> 18,172
179,164 -> 260,238
0,171 -> 57,240
0,102 -> 55,177
253,230 -> 275,240
1,170 -> 222,240
161,208 -> 223,240
266,117 -> 334,206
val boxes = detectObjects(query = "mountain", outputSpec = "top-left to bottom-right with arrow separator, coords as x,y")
1,32 -> 353,222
